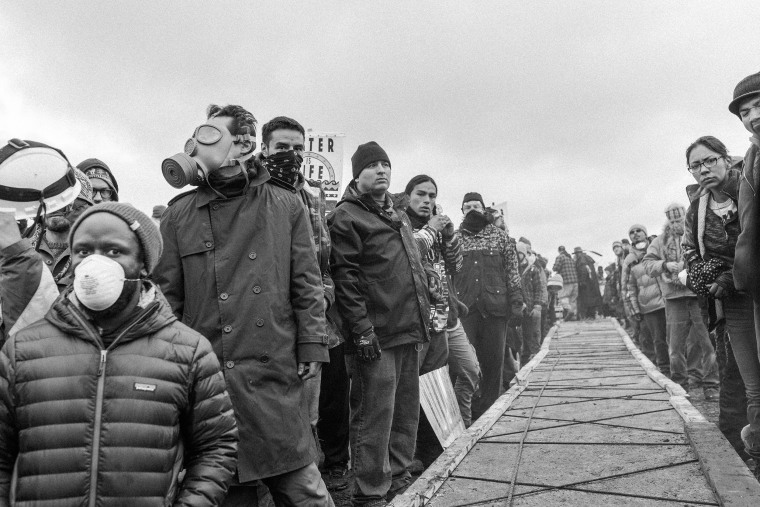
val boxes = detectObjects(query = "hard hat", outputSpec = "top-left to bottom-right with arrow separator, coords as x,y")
0,139 -> 81,219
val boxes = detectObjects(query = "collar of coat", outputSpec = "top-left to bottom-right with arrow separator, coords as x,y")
45,281 -> 176,348
685,167 -> 741,204
194,158 -> 271,208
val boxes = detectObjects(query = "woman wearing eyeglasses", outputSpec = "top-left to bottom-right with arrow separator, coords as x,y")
682,135 -> 759,467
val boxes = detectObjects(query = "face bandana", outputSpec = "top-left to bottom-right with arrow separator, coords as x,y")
73,255 -> 140,311
461,210 -> 491,234
264,150 -> 304,188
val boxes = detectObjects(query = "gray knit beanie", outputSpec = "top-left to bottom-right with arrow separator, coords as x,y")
69,202 -> 163,275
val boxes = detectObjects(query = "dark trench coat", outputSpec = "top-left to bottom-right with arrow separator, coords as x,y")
155,165 -> 329,482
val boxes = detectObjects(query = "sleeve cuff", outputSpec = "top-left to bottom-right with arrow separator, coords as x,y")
297,342 -> 330,363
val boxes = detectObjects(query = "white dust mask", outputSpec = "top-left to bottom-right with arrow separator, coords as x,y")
634,241 -> 648,251
73,255 -> 139,311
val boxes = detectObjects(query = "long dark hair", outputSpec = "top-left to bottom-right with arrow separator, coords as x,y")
404,174 -> 437,196
685,136 -> 729,164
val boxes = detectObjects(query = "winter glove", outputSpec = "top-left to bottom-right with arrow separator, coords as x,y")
355,331 -> 382,361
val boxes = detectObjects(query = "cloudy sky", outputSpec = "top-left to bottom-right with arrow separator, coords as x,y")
1,1 -> 758,268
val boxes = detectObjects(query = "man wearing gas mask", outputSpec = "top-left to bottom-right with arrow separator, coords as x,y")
155,104 -> 332,506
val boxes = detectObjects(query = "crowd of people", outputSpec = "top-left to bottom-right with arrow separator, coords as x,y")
1,69 -> 760,506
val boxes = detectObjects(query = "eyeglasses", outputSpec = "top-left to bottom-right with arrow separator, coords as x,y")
630,229 -> 644,233
93,188 -> 114,199
687,157 -> 719,174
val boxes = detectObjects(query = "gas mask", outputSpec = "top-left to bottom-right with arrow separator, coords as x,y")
73,255 -> 140,311
162,122 -> 252,189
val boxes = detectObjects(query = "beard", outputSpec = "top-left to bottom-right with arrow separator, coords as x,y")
87,279 -> 141,319
46,215 -> 71,233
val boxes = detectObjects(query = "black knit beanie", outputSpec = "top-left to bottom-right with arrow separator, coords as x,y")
69,202 -> 163,275
462,192 -> 485,210
352,141 -> 390,179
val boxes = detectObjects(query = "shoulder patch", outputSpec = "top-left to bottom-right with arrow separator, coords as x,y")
168,189 -> 197,206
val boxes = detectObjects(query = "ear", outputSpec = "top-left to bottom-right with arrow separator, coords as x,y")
261,142 -> 269,157
240,138 -> 254,155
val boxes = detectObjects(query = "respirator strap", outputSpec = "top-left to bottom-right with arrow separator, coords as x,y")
0,166 -> 77,202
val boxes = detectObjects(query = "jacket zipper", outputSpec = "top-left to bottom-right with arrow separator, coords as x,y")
67,304 -> 152,507
88,349 -> 108,507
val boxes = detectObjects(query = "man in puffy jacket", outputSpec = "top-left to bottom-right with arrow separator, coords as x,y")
625,224 -> 670,376
0,203 -> 238,505
328,142 -> 430,505
643,203 -> 719,397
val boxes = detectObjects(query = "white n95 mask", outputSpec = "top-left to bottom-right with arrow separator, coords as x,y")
73,255 -> 139,311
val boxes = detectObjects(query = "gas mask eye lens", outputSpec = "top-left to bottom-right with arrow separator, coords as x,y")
195,125 -> 223,145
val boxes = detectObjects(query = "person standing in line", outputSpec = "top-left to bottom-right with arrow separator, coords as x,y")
574,246 -> 603,319
455,192 -> 523,420
155,104 -> 332,506
553,246 -> 578,320
643,203 -> 719,398
1,203 -> 238,505
328,142 -> 430,506
258,116 -> 337,489
516,240 -> 543,363
78,158 -> 119,203
683,134 -> 760,477
625,225 -> 670,377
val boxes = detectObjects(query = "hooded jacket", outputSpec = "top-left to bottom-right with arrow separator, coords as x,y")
642,222 -> 694,300
0,285 -> 237,506
625,246 -> 665,315
328,182 -> 430,350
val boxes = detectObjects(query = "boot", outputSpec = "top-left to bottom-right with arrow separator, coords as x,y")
741,425 -> 760,481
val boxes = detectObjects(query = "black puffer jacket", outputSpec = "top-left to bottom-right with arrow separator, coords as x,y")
0,284 -> 238,506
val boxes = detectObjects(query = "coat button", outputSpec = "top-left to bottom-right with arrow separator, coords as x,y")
253,286 -> 261,294
212,204 -> 219,210
225,360 -> 234,369
249,252 -> 257,260
220,293 -> 229,300
260,355 -> 269,363
256,319 -> 264,327
205,241 -> 213,248
223,325 -> 232,333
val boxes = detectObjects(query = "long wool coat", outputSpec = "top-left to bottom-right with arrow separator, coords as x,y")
155,166 -> 328,482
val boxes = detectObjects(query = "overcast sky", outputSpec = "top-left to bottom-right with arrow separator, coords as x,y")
1,1 -> 759,269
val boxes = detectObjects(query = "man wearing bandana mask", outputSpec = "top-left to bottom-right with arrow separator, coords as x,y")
259,116 -> 344,491
0,203 -> 238,504
454,192 -> 523,420
623,223 -> 670,376
155,105 -> 332,506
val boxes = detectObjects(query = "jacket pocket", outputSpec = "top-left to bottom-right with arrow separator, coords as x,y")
481,285 -> 508,317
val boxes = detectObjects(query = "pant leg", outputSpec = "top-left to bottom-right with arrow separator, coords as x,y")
637,315 -> 656,364
643,309 -> 669,374
318,343 -> 350,469
446,320 -> 481,427
347,344 -> 419,504
724,294 -> 760,434
711,322 -> 750,457
388,344 -> 420,490
261,463 -> 335,507
222,484 -> 259,507
463,313 -> 507,419
687,298 -> 718,387
521,309 -> 541,360
664,298 -> 689,387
